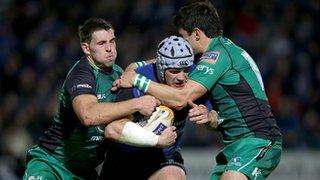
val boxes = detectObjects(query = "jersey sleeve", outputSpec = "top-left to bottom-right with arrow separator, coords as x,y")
65,65 -> 96,100
189,51 -> 231,90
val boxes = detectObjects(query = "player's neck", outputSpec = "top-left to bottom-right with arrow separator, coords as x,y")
199,36 -> 212,53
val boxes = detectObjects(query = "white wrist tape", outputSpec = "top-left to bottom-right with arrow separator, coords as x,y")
134,74 -> 151,93
119,122 -> 159,147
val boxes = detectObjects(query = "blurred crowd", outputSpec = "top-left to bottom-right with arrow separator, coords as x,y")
0,0 -> 319,178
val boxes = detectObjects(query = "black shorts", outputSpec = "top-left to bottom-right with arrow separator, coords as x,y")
99,147 -> 185,180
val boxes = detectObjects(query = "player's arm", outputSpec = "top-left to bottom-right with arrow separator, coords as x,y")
113,51 -> 229,110
104,117 -> 177,147
67,64 -> 160,126
72,94 -> 159,126
113,70 -> 207,110
147,78 -> 206,109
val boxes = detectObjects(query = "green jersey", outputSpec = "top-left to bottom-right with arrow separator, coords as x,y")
38,57 -> 122,173
189,36 -> 281,144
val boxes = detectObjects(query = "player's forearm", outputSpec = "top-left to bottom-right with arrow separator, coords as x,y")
83,98 -> 140,126
131,74 -> 204,110
147,81 -> 189,110
104,118 -> 130,140
105,120 -> 159,147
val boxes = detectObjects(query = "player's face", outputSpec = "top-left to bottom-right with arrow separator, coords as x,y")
87,29 -> 117,69
178,28 -> 201,54
164,67 -> 191,89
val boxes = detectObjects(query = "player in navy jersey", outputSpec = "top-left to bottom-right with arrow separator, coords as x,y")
100,36 -> 218,180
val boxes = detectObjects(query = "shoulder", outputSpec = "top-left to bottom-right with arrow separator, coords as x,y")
65,57 -> 96,87
68,57 -> 94,78
136,64 -> 158,82
199,43 -> 231,66
64,58 -> 96,98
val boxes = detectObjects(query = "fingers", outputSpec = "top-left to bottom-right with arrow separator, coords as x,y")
189,114 -> 207,122
155,99 -> 161,106
189,104 -> 207,116
111,86 -> 118,92
189,104 -> 210,125
112,79 -> 120,87
170,126 -> 176,131
196,119 -> 210,124
124,63 -> 137,72
187,99 -> 197,108
189,108 -> 203,117
163,126 -> 176,133
111,79 -> 120,92
190,116 -> 209,124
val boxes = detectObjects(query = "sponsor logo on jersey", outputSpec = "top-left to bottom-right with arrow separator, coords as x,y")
97,93 -> 106,100
196,64 -> 214,75
252,167 -> 261,178
77,84 -> 92,89
199,51 -> 220,64
28,176 -> 43,180
90,136 -> 104,141
228,156 -> 242,166
71,84 -> 92,92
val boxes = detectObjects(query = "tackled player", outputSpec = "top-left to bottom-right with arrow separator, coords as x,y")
101,36 -> 218,180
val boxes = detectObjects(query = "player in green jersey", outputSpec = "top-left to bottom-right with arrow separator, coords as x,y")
113,1 -> 282,180
23,18 -> 176,180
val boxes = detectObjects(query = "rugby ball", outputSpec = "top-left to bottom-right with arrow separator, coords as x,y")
138,105 -> 174,135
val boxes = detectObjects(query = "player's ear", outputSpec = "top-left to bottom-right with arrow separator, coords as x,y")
81,42 -> 90,55
194,28 -> 202,41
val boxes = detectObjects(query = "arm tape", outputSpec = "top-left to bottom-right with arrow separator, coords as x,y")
118,122 -> 159,147
134,74 -> 150,93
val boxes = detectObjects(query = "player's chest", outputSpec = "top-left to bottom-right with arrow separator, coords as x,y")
95,74 -> 118,102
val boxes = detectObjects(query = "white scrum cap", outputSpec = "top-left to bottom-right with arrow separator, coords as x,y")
156,36 -> 194,82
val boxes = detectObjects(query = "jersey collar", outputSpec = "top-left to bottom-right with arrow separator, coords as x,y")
86,57 -> 115,75
205,36 -> 221,52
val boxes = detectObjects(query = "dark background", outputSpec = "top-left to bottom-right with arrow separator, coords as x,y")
0,0 -> 319,178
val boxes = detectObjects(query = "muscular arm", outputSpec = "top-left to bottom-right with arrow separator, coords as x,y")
72,94 -> 157,126
147,79 -> 207,110
114,70 -> 207,110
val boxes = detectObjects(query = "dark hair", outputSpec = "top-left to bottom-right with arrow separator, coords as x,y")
172,0 -> 223,38
78,18 -> 114,43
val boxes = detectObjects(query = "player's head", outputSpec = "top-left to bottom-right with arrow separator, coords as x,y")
156,36 -> 194,89
78,18 -> 117,70
172,0 -> 223,53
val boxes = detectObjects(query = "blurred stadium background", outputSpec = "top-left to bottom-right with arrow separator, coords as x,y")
0,0 -> 319,179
